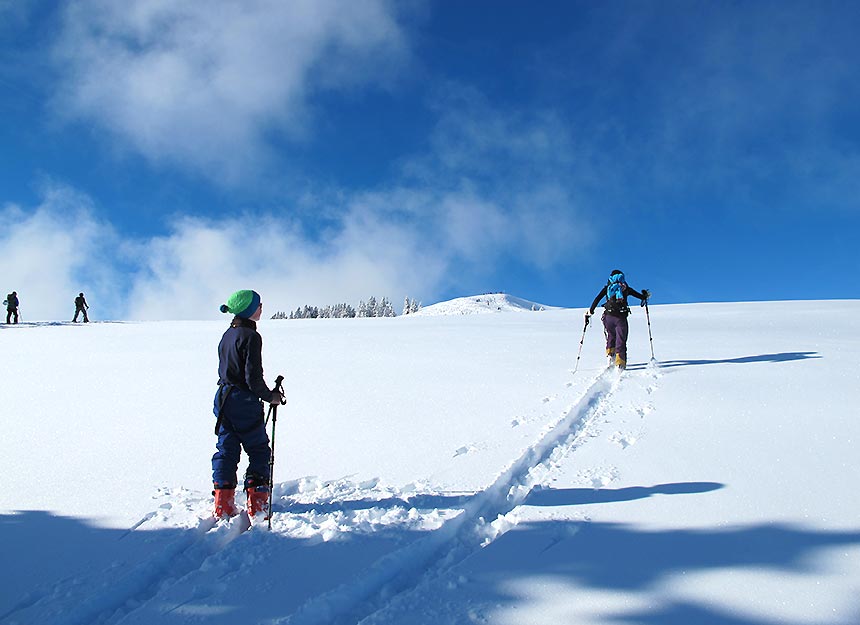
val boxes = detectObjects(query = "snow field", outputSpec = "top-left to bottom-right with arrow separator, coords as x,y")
1,300 -> 859,624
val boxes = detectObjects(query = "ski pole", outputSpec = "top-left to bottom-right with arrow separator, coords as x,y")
644,300 -> 656,362
267,374 -> 286,529
572,313 -> 590,375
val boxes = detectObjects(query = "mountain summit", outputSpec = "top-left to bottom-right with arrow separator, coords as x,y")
415,293 -> 555,316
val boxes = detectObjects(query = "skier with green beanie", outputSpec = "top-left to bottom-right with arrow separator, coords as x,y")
211,289 -> 284,520
219,289 -> 262,320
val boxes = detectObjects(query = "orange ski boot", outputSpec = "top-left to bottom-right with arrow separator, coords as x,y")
213,483 -> 238,518
244,476 -> 270,518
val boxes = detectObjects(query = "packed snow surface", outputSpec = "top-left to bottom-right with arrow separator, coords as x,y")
1,300 -> 859,625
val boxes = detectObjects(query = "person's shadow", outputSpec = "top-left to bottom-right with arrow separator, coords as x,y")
524,481 -> 725,507
628,352 -> 820,370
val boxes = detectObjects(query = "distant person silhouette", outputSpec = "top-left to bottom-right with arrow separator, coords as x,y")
73,292 -> 89,323
5,291 -> 19,324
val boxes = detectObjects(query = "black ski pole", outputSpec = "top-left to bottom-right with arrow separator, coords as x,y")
267,374 -> 286,529
644,300 -> 656,362
572,313 -> 590,375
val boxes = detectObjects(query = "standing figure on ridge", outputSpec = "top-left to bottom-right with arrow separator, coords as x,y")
586,270 -> 650,370
5,291 -> 19,324
73,292 -> 89,323
211,289 -> 284,520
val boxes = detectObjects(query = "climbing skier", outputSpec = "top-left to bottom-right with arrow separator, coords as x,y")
211,289 -> 284,519
586,270 -> 650,370
73,292 -> 89,323
5,291 -> 19,324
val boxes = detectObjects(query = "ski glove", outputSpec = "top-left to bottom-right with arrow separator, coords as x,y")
640,289 -> 651,306
269,389 -> 285,405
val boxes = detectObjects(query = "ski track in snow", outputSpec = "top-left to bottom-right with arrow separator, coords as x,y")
3,515 -> 223,625
8,365 -> 661,625
276,367 -> 634,625
0,512 -> 274,625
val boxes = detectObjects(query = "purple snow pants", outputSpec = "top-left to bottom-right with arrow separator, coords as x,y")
603,313 -> 629,362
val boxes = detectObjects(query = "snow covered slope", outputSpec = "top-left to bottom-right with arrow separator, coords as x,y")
1,301 -> 859,625
415,292 -> 554,315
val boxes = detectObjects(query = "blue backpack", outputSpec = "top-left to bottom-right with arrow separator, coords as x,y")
605,273 -> 628,311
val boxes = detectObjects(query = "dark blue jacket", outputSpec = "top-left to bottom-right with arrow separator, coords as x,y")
217,317 -> 271,401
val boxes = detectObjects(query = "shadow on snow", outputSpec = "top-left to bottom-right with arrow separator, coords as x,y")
276,481 -> 724,515
627,351 -> 821,371
524,481 -> 725,506
3,479 -> 858,625
452,519 -> 860,625
0,509 -> 413,625
0,320 -> 126,330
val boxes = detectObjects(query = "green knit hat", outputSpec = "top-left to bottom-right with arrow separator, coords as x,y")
219,289 -> 261,319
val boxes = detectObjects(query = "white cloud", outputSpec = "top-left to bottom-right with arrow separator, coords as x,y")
393,86 -> 596,274
8,62 -> 597,321
1,173 -> 592,321
0,185 -> 121,321
123,210 -> 446,320
51,0 -> 409,182
0,194 -> 440,321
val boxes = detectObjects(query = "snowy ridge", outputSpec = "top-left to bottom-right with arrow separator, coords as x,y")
414,293 -> 554,316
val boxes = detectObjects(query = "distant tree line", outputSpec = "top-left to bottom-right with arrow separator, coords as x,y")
271,303 -> 358,319
271,296 -> 421,320
401,297 -> 422,315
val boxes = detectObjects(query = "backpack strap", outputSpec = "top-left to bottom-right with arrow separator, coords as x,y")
213,384 -> 234,435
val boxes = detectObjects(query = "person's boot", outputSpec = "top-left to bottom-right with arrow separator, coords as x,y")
213,483 -> 238,518
615,354 -> 627,370
606,348 -> 615,366
244,475 -> 270,518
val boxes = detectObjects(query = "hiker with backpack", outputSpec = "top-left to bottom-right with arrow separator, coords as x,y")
586,270 -> 650,370
73,292 -> 89,323
5,291 -> 19,324
211,289 -> 284,520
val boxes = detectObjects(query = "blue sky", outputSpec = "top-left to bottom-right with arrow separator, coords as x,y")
1,0 -> 858,320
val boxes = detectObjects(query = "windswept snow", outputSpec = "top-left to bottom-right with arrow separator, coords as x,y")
1,300 -> 859,625
414,293 -> 553,315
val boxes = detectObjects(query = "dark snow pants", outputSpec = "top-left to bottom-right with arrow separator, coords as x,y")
211,386 -> 271,486
603,313 -> 629,362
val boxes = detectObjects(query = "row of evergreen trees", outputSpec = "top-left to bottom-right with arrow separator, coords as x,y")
271,297 -> 421,320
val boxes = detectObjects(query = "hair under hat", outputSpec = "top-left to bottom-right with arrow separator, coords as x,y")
220,289 -> 261,319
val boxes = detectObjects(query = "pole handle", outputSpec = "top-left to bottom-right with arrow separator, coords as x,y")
274,375 -> 286,405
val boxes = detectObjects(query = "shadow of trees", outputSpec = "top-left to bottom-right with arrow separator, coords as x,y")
4,479 -> 857,625
451,518 -> 860,625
